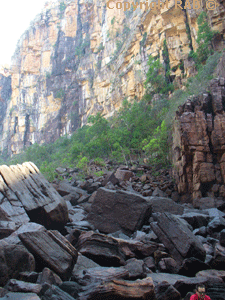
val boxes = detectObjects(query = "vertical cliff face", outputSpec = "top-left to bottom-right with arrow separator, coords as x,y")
0,0 -> 225,155
172,57 -> 225,203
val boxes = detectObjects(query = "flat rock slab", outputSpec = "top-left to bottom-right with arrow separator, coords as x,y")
19,230 -> 78,280
77,231 -> 126,266
0,162 -> 68,228
87,187 -> 152,235
0,293 -> 41,300
5,279 -> 42,294
196,269 -> 225,281
79,277 -> 155,300
151,213 -> 206,265
74,266 -> 129,286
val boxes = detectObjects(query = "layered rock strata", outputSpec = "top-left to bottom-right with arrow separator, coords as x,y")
173,77 -> 225,202
0,162 -> 68,228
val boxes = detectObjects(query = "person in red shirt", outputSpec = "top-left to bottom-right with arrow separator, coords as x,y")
190,284 -> 211,300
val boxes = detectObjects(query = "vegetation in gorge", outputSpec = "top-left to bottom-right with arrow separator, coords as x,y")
189,12 -> 219,66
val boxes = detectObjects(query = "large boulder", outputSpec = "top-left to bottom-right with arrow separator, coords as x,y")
0,162 -> 68,229
0,243 -> 35,286
87,188 -> 152,235
151,213 -> 206,265
19,230 -> 78,280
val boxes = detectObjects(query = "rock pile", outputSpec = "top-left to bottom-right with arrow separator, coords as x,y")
1,163 -> 225,299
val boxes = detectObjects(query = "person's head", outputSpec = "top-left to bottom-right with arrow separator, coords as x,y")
196,284 -> 206,299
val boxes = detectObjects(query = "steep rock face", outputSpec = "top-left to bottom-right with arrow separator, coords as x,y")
0,68 -> 12,148
172,77 -> 225,202
0,0 -> 225,155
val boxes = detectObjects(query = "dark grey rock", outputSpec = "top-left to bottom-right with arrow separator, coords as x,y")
42,285 -> 75,300
0,292 -> 41,300
0,243 -> 35,286
151,213 -> 206,266
181,212 -> 210,229
220,229 -> 225,246
155,281 -> 181,300
147,196 -> 184,215
19,230 -> 78,280
37,267 -> 62,285
5,279 -> 42,294
72,253 -> 100,277
87,188 -> 152,235
124,258 -> 146,279
179,257 -> 210,277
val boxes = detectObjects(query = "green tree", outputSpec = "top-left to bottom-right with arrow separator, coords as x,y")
144,55 -> 173,98
196,12 -> 217,64
142,120 -> 169,167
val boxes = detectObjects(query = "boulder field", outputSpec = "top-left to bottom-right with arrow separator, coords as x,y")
1,163 -> 225,299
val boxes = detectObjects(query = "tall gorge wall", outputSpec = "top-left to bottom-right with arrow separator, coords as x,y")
0,0 -> 225,155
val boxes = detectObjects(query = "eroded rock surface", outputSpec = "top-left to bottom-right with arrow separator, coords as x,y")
173,78 -> 225,203
0,162 -> 68,228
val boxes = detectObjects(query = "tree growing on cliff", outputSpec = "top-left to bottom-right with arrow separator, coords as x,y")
190,12 -> 218,65
144,55 -> 173,101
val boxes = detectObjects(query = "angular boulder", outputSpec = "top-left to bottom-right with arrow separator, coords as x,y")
0,162 -> 68,228
77,231 -> 126,266
19,230 -> 78,280
42,285 -> 75,300
151,213 -> 206,265
155,281 -> 181,300
0,243 -> 35,286
87,188 -> 152,235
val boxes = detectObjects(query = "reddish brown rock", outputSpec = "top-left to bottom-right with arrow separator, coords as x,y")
115,169 -> 134,181
78,277 -> 155,300
77,231 -> 126,266
172,79 -> 225,203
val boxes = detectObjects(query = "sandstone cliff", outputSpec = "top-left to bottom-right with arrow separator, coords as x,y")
0,0 -> 225,155
173,72 -> 225,202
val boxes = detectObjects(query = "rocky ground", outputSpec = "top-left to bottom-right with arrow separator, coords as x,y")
1,162 -> 225,299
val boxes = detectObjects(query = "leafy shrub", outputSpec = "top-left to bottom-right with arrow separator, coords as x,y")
76,155 -> 89,174
142,120 -> 169,168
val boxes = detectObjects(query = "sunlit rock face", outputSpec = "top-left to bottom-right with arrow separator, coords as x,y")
0,0 -> 225,155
